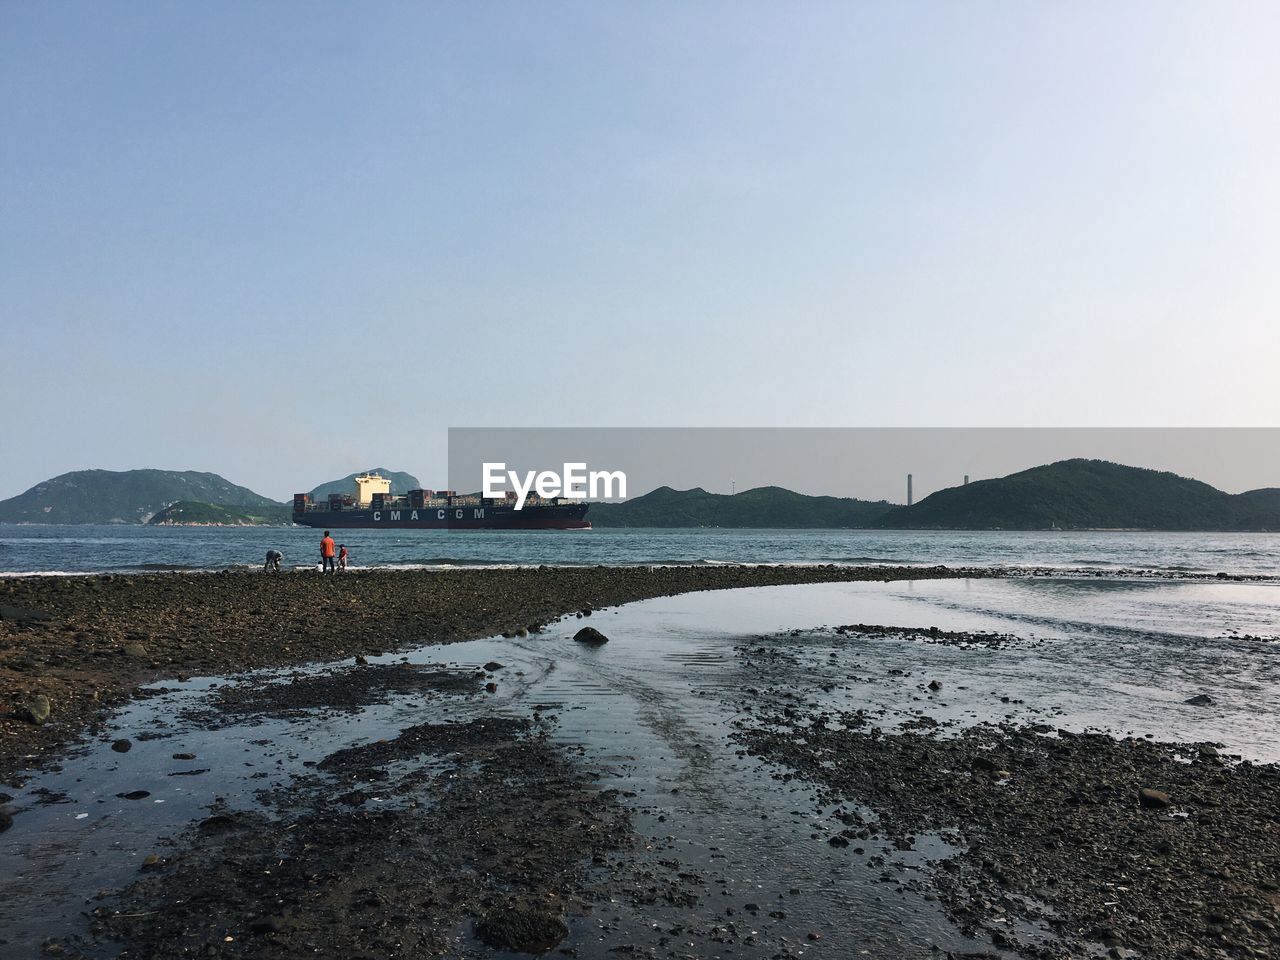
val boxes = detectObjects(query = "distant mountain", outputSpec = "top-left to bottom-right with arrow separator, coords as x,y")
588,485 -> 894,528
879,459 -> 1280,531
0,470 -> 281,525
148,500 -> 293,526
307,468 -> 421,500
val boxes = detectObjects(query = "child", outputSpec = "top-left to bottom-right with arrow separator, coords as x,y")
338,544 -> 349,572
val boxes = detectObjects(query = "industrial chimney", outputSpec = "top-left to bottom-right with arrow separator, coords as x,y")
907,474 -> 913,507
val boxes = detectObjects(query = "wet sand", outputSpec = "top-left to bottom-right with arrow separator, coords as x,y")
0,564 -> 981,782
736,625 -> 1280,959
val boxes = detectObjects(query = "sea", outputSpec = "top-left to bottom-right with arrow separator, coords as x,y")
1,524 -> 1278,577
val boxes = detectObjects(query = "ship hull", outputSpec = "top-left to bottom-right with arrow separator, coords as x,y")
291,502 -> 590,530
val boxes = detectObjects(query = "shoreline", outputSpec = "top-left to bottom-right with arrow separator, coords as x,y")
2,561 -> 1276,582
0,563 -> 990,784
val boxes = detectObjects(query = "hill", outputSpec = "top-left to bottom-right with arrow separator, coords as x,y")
878,460 -> 1280,531
147,501 -> 293,526
0,470 -> 281,525
307,468 -> 421,500
587,485 -> 894,528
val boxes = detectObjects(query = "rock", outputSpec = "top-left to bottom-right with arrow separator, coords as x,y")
1092,925 -> 1123,945
172,752 -> 196,760
16,695 -> 51,725
483,661 -> 504,672
484,682 -> 498,693
0,809 -> 12,833
0,606 -> 52,623
1184,694 -> 1214,706
475,905 -> 569,953
1138,787 -> 1171,808
197,814 -> 241,833
122,641 -> 148,658
928,680 -> 942,691
111,738 -> 132,753
117,790 -> 151,801
354,655 -> 368,665
574,626 -> 609,646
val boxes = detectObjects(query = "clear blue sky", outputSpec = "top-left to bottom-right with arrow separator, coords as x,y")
3,3 -> 1278,500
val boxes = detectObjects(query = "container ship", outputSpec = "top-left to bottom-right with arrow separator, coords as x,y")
292,473 -> 590,530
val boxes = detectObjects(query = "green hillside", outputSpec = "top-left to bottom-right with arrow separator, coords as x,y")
307,468 -> 421,500
147,501 -> 293,526
0,470 -> 281,525
878,460 -> 1280,531
588,485 -> 894,528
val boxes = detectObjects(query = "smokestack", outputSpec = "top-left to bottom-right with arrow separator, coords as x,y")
964,475 -> 969,485
907,473 -> 913,507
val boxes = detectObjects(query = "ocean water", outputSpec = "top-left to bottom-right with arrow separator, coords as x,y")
1,524 -> 1279,576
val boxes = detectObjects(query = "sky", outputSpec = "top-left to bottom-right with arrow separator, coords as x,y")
2,3 -> 1279,501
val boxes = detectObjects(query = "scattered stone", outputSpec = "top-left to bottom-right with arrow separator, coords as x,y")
16,695 -> 51,725
928,680 -> 942,692
574,626 -> 609,645
1138,787 -> 1171,808
1184,694 -> 1214,706
111,738 -> 132,753
484,682 -> 498,693
474,904 -> 569,953
483,661 -> 504,672
117,790 -> 151,801
172,752 -> 196,761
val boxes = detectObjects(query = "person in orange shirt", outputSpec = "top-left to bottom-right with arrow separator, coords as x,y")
320,530 -> 336,574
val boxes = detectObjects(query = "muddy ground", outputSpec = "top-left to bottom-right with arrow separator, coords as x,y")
0,564 -> 984,783
6,570 -> 1279,960
77,711 -> 633,960
734,625 -> 1280,960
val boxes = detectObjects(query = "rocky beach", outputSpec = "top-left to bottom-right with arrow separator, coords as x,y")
0,569 -> 1277,959
735,627 -> 1280,959
0,564 -> 981,782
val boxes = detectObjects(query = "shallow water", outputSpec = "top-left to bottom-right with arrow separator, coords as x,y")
2,576 -> 1278,957
4,524 -> 1280,577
